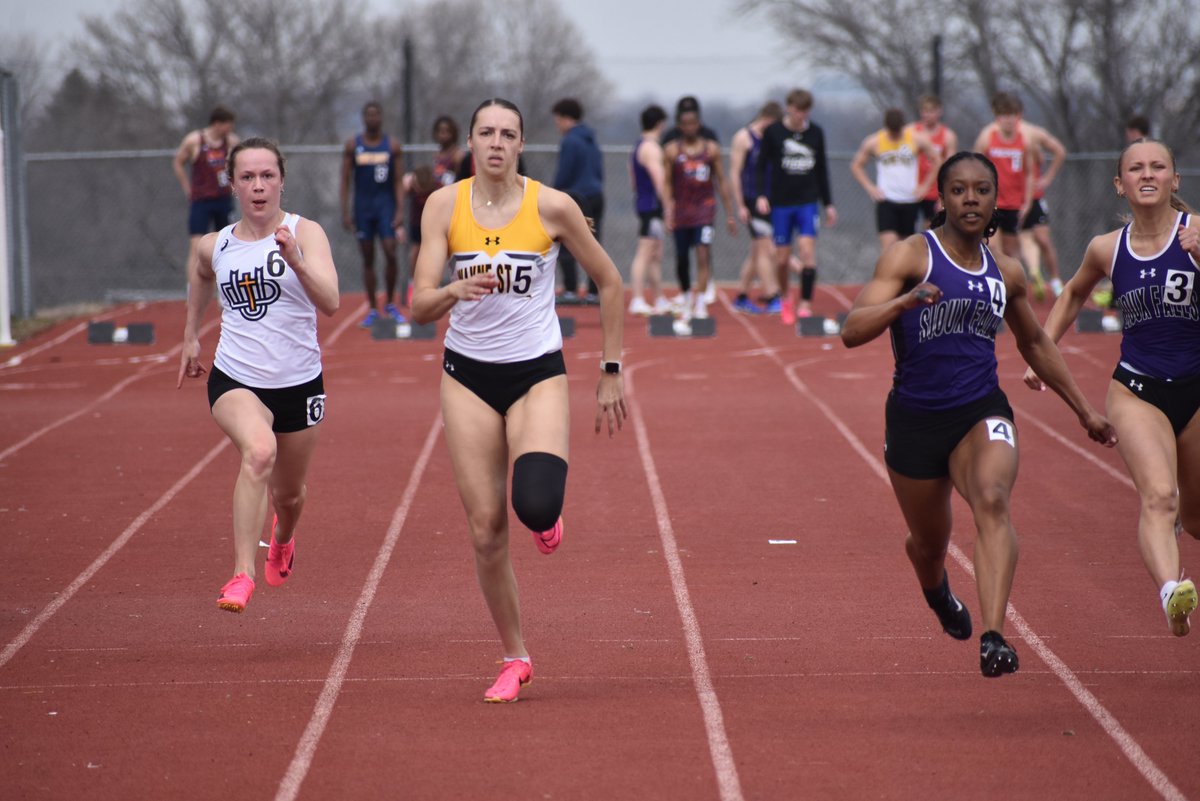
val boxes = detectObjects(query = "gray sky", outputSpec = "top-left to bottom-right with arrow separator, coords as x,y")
8,0 -> 795,104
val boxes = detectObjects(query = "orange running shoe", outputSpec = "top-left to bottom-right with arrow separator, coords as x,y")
217,573 -> 255,613
484,659 -> 533,703
264,515 -> 295,587
533,516 -> 563,555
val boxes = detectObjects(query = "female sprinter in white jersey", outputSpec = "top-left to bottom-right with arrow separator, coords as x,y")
1025,138 -> 1200,637
178,137 -> 339,613
411,99 -> 626,702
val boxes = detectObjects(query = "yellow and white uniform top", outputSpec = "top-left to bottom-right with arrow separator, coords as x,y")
443,177 -> 563,362
211,213 -> 321,388
874,128 -> 920,204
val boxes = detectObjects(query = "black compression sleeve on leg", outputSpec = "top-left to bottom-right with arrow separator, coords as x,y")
511,452 -> 568,532
800,266 -> 817,301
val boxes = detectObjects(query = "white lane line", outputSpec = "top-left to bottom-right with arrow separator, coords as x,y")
0,438 -> 231,670
0,318 -> 218,462
274,413 -> 441,801
321,301 -> 369,349
0,305 -> 135,369
724,310 -> 1187,801
1012,402 -> 1134,489
626,363 -> 745,801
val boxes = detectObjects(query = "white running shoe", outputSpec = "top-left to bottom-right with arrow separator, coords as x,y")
628,296 -> 654,316
693,292 -> 709,319
703,282 -> 717,305
1050,278 -> 1064,297
652,296 -> 674,315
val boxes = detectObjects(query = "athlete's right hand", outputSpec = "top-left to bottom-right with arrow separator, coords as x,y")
177,340 -> 207,388
903,282 -> 941,310
755,196 -> 770,217
449,273 -> 500,302
1022,366 -> 1046,392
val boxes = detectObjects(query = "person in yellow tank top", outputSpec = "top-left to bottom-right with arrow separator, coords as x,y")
850,108 -> 942,254
411,98 -> 627,703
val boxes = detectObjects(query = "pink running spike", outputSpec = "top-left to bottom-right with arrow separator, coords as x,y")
265,515 -> 295,587
533,516 -> 563,555
484,659 -> 532,703
217,573 -> 255,613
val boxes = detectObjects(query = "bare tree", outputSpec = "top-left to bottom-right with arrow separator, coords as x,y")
75,0 -> 377,142
0,31 -> 53,130
380,0 -> 613,145
738,0 -> 1200,154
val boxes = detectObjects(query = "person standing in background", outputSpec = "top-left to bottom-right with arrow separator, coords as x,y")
729,101 -> 783,314
173,106 -> 240,276
340,101 -> 406,327
552,98 -> 604,305
909,95 -> 957,228
627,104 -> 672,316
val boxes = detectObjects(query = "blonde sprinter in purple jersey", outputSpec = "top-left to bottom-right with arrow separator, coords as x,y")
411,99 -> 626,703
1024,139 -> 1200,636
842,152 -> 1115,677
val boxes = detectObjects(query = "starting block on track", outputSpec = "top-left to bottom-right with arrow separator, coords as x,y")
648,314 -> 716,338
1076,308 -> 1122,333
87,321 -> 155,345
796,314 -> 844,337
558,316 -> 575,338
370,317 -> 436,340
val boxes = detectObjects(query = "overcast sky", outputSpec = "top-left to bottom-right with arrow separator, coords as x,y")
8,0 -> 797,104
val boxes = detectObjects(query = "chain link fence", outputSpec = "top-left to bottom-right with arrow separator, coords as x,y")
23,143 -> 1134,310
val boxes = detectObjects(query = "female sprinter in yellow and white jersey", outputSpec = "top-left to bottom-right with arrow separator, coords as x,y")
411,98 -> 626,703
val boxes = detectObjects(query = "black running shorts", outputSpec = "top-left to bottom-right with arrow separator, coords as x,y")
884,387 -> 1015,480
207,366 -> 326,433
442,348 -> 566,416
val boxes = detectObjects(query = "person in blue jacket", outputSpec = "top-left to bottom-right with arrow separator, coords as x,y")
552,98 -> 605,304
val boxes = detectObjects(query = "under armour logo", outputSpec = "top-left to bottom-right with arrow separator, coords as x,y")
444,360 -> 454,372
485,236 -> 500,246
1141,268 -> 1156,279
1130,379 -> 1143,391
967,280 -> 984,292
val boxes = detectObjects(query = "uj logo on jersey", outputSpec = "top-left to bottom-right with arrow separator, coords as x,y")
918,276 -> 1005,343
222,264 -> 282,321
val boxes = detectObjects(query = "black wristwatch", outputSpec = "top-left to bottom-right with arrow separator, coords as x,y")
601,360 -> 622,375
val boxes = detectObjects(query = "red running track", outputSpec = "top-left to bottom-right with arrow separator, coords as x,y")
0,290 -> 1196,801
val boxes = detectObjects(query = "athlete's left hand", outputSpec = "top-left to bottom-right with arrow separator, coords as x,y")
274,225 -> 303,270
1179,223 -> 1200,259
1080,409 -> 1118,447
595,374 -> 627,437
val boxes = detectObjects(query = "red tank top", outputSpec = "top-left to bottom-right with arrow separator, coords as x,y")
917,125 -> 947,202
671,142 -> 717,228
985,128 -> 1026,211
191,134 -> 231,201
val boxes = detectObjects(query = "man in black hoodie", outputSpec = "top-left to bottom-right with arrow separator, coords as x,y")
552,98 -> 604,303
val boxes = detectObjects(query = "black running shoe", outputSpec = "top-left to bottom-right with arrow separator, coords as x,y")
923,574 -> 972,640
980,630 -> 1019,677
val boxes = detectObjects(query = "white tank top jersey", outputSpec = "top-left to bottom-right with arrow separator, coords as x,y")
211,213 -> 322,388
443,178 -> 563,363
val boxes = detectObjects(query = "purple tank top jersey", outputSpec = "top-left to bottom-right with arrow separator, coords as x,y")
1111,211 -> 1200,380
889,231 -> 1006,410
741,129 -> 765,202
631,140 -> 660,215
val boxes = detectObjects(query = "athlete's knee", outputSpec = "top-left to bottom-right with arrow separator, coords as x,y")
511,452 -> 568,533
241,437 -> 277,480
271,483 -> 306,516
1140,483 -> 1179,519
